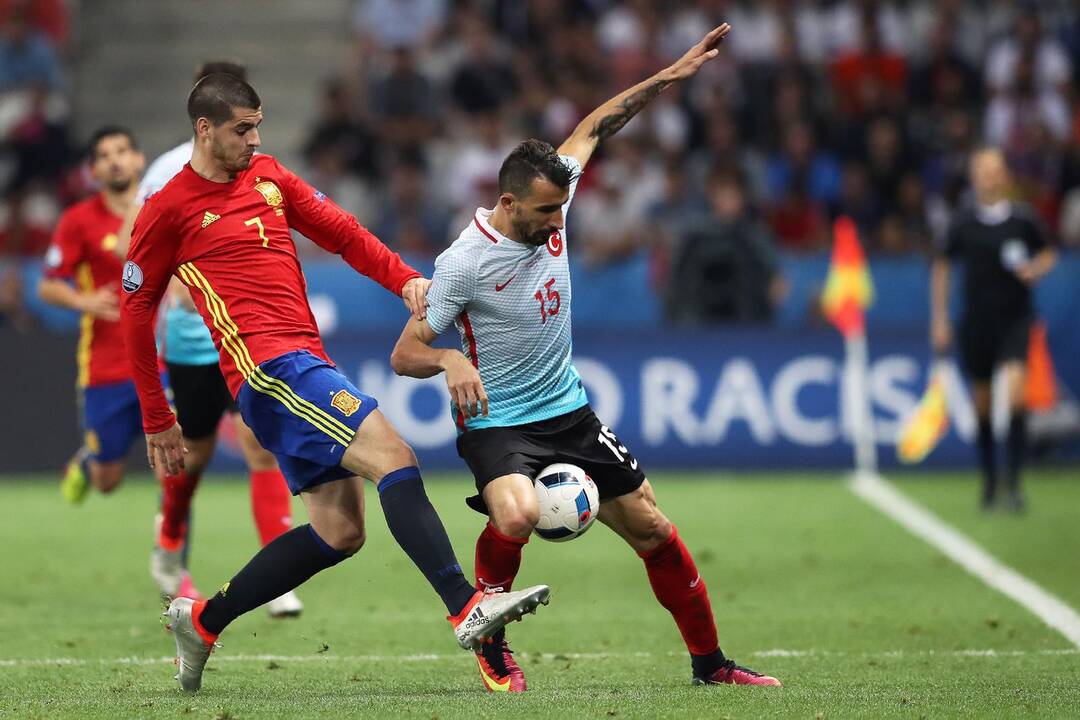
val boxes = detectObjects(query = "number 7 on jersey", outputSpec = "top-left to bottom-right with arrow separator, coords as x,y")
244,216 -> 269,247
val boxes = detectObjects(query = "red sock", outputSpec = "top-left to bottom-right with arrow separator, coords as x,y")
639,526 -> 719,656
474,522 -> 528,591
159,471 -> 199,550
190,599 -> 218,646
250,469 -> 292,546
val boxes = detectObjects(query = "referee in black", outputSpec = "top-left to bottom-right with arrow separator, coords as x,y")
931,148 -> 1057,512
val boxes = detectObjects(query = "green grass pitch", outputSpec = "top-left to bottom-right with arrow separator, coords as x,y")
1,470 -> 1078,719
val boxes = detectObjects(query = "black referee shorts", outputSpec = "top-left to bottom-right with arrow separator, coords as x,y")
457,405 -> 646,515
959,315 -> 1031,382
166,362 -> 236,440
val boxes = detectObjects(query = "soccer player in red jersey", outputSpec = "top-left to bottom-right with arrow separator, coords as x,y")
38,126 -> 148,501
391,25 -> 780,690
121,73 -> 550,692
119,60 -> 301,615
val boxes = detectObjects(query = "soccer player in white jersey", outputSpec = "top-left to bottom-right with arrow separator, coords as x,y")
117,60 -> 301,617
391,24 -> 780,692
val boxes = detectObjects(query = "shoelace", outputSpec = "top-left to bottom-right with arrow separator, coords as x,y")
713,659 -> 762,679
481,638 -> 516,675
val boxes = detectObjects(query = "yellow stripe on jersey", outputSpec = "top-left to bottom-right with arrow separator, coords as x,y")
75,263 -> 94,387
176,262 -> 354,447
176,263 -> 255,376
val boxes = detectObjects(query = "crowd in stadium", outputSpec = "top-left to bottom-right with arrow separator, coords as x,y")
3,0 -> 1080,327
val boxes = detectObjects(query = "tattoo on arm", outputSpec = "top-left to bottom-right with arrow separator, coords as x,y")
589,78 -> 672,141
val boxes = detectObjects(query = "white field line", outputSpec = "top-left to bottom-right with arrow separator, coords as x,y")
850,470 -> 1080,649
0,648 -> 1076,669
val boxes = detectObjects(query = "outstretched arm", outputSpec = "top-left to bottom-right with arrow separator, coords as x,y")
558,23 -> 730,167
274,157 -> 428,319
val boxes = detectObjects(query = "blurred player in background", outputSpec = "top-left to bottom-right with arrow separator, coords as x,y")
117,60 -> 301,618
122,73 -> 550,692
391,24 -> 780,692
931,148 -> 1057,511
38,126 -> 148,502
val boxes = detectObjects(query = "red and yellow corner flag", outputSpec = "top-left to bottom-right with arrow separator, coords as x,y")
897,366 -> 950,464
821,217 -> 874,338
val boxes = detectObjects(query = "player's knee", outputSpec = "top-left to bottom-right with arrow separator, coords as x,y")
625,489 -> 671,546
652,516 -> 674,544
492,506 -> 538,538
390,440 -> 418,470
328,526 -> 366,555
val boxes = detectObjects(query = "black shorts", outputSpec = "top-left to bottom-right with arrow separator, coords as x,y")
959,315 -> 1031,381
456,405 -> 646,515
166,362 -> 236,440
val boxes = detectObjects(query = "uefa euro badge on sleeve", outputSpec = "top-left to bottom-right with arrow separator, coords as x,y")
122,261 -> 144,293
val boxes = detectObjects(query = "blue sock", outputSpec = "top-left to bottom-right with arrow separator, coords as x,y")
378,467 -> 476,615
199,523 -> 347,635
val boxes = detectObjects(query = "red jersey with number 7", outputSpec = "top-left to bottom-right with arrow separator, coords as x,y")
122,154 -> 421,434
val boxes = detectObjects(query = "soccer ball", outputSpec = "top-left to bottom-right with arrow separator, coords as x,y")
533,463 -> 599,542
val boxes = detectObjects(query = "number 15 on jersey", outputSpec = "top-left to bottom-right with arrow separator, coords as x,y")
534,277 -> 561,324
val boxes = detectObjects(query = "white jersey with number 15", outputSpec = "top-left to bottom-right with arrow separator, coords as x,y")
425,155 -> 587,431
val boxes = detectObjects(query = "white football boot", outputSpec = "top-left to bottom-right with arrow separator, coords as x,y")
450,585 -> 550,650
164,597 -> 216,692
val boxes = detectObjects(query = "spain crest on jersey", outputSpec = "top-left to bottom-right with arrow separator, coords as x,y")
254,180 -> 283,207
331,389 -> 362,416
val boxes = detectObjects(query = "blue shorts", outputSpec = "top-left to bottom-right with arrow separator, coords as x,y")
237,350 -> 378,495
80,380 -> 143,463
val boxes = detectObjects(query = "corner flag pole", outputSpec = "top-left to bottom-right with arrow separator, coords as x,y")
846,330 -> 877,472
822,217 -> 876,473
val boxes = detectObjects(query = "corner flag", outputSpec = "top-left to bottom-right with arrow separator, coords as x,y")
897,364 -> 950,464
821,217 -> 874,338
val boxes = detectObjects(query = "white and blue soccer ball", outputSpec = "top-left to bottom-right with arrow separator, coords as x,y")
533,463 -> 599,542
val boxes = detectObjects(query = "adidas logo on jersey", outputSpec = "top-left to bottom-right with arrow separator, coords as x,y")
201,211 -> 221,228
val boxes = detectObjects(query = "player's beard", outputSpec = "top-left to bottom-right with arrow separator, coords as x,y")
212,139 -> 253,175
512,218 -> 552,247
233,150 -> 254,171
104,175 -> 134,193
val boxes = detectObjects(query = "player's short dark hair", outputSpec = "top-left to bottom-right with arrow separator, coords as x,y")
187,73 -> 261,129
88,125 -> 137,160
193,59 -> 247,85
498,139 -> 574,197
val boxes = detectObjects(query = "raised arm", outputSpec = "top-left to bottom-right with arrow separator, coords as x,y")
558,23 -> 730,167
390,317 -> 489,419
